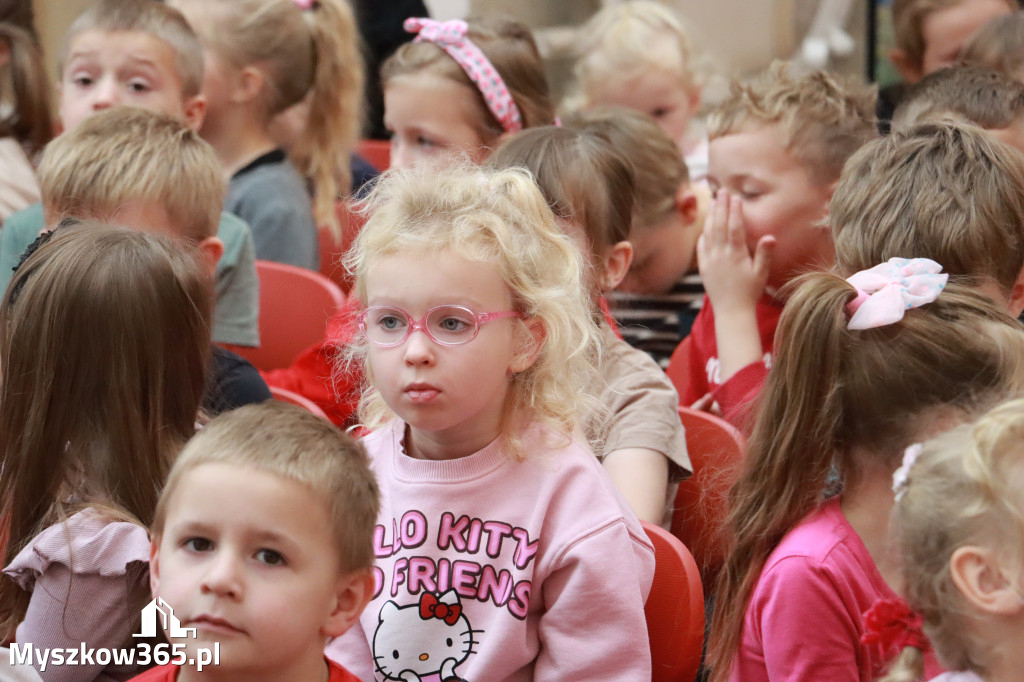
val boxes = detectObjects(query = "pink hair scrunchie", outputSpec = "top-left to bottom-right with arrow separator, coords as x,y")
844,257 -> 948,330
404,17 -> 524,134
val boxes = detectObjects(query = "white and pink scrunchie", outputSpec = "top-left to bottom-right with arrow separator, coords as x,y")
404,17 -> 524,134
844,257 -> 948,330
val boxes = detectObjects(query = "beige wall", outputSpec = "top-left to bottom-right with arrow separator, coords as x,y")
36,0 -> 868,105
37,0 -> 95,77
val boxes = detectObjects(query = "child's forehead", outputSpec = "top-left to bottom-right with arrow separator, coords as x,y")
65,30 -> 182,77
585,37 -> 689,85
170,461 -> 329,521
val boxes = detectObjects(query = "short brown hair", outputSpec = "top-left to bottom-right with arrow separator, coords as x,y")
38,108 -> 223,241
892,65 -> 1024,130
566,106 -> 689,231
153,402 -> 380,574
61,0 -> 203,98
382,16 -> 555,143
489,126 -> 634,256
831,120 -> 1024,294
707,61 -> 878,181
892,0 -> 1016,70
961,12 -> 1024,80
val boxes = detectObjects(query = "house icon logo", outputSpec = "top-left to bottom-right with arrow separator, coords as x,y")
134,597 -> 197,639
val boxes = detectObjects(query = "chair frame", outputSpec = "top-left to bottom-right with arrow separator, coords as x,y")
642,520 -> 705,682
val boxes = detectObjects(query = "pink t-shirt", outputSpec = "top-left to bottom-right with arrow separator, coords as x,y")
327,420 -> 655,681
730,497 -> 944,682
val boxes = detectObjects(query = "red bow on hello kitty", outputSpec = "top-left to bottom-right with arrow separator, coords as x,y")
419,592 -> 462,625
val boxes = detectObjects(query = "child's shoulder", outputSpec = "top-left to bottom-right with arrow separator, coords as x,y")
760,497 -> 881,592
2,508 -> 149,586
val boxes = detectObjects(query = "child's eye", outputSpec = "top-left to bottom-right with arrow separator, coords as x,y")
127,79 -> 151,93
254,549 -> 286,566
437,316 -> 469,333
650,106 -> 674,119
183,537 -> 214,552
377,314 -> 406,331
416,135 -> 438,149
71,74 -> 94,87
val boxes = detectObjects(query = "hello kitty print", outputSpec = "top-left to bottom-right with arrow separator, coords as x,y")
372,590 -> 478,682
371,511 -> 539,620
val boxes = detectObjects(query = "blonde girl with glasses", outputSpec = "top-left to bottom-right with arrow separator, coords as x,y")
326,165 -> 655,681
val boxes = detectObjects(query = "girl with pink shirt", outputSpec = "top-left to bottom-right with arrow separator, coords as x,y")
706,260 -> 1024,682
326,165 -> 654,681
0,225 -> 212,682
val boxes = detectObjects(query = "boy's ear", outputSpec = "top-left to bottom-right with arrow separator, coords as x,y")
600,240 -> 634,291
182,94 -> 207,132
322,568 -> 376,638
950,545 -> 1024,615
509,317 -> 546,375
1007,265 -> 1024,318
675,185 -> 700,228
149,539 -> 162,599
889,48 -> 923,84
196,236 -> 224,275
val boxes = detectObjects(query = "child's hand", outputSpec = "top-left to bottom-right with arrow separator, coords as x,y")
698,190 -> 775,383
697,190 -> 776,313
690,392 -> 722,416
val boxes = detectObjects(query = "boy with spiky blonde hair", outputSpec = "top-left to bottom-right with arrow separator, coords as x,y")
681,63 -> 876,427
0,0 -> 259,348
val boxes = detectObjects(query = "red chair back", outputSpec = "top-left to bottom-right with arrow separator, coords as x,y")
269,386 -> 330,419
357,139 -> 391,171
672,406 -> 745,587
665,335 -> 693,401
642,521 -> 705,682
319,201 -> 366,294
224,260 -> 346,371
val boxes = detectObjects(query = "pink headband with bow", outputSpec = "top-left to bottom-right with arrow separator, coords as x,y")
844,257 -> 948,330
404,17 -> 524,134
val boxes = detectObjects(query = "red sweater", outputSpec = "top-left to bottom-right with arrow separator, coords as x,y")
127,657 -> 360,681
261,297 -> 362,427
679,293 -> 784,429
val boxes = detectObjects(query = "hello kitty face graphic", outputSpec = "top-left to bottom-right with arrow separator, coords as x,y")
372,589 -> 481,682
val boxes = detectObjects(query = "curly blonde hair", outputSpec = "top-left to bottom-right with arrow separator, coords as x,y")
883,397 -> 1024,681
343,165 -> 603,460
707,61 -> 878,181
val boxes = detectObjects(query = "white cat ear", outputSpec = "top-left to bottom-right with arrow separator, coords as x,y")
439,589 -> 461,605
380,600 -> 401,622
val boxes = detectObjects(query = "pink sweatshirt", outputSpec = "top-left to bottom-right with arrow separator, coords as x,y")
731,497 -> 944,681
327,420 -> 655,681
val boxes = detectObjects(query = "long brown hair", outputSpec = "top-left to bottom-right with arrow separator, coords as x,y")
0,2 -> 54,157
706,272 -> 1024,681
0,225 -> 213,639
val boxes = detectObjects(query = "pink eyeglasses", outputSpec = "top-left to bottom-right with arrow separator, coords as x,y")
358,305 -> 522,347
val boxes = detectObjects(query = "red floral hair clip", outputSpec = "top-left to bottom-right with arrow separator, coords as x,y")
861,597 -> 931,664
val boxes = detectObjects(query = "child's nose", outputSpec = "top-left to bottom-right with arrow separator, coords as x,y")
402,328 -> 436,365
389,139 -> 413,170
199,553 -> 244,599
92,79 -> 120,110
